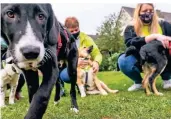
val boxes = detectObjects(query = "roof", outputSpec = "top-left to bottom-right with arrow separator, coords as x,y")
122,6 -> 134,17
88,34 -> 99,40
122,6 -> 171,23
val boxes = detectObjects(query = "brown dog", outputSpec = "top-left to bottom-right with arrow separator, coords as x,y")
125,40 -> 169,96
142,63 -> 164,96
77,46 -> 118,97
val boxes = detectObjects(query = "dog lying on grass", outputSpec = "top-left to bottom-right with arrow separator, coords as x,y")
77,46 -> 118,97
125,40 -> 171,96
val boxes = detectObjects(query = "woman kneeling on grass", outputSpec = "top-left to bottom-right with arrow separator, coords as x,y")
118,3 -> 171,91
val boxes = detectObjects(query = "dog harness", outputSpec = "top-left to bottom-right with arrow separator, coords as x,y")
57,27 -> 69,55
57,33 -> 62,55
82,66 -> 92,89
85,72 -> 89,89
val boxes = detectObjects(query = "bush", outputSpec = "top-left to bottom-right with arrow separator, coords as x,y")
99,52 -> 121,71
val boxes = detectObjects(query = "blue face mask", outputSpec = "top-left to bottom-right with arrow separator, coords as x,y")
72,31 -> 80,39
139,12 -> 153,24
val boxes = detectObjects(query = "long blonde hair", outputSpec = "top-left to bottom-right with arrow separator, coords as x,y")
133,3 -> 160,36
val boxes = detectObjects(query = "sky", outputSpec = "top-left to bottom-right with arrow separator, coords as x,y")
1,0 -> 171,35
52,3 -> 171,34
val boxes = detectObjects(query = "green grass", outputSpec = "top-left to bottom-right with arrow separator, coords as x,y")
1,71 -> 171,119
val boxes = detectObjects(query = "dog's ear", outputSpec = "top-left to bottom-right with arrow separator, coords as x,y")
1,10 -> 10,45
87,45 -> 93,54
45,4 -> 60,46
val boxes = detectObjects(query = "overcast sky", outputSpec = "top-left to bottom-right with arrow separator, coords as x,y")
1,0 -> 170,34
52,3 -> 171,34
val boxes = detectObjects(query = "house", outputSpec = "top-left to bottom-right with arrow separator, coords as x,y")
118,6 -> 171,35
88,33 -> 99,40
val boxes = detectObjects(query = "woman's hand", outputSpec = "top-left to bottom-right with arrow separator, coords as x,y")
77,58 -> 89,66
145,34 -> 159,43
78,58 -> 99,73
92,61 -> 99,73
156,35 -> 171,48
145,34 -> 171,48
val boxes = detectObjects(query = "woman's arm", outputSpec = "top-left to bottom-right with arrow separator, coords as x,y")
124,26 -> 146,49
124,25 -> 167,48
84,35 -> 102,65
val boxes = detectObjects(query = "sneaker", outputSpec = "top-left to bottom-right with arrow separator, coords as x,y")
60,88 -> 66,97
128,84 -> 142,91
163,80 -> 171,89
15,92 -> 24,100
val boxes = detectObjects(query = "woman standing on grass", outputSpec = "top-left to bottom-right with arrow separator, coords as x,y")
118,3 -> 171,91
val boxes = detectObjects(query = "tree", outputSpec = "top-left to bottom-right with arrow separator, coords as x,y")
95,12 -> 126,53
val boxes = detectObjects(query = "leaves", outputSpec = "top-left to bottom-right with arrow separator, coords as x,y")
99,53 -> 120,71
96,12 -> 126,52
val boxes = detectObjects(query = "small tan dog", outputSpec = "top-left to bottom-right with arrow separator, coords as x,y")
77,46 -> 118,97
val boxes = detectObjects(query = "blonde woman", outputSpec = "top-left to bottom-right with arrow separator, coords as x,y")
118,3 -> 171,91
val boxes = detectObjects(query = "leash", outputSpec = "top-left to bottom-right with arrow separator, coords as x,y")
169,41 -> 171,56
57,33 -> 62,55
5,57 -> 21,71
84,72 -> 89,89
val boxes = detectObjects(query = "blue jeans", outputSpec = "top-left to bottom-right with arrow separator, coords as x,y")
118,54 -> 171,84
60,68 -> 71,83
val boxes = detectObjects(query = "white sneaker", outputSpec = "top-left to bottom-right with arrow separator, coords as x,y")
128,84 -> 142,91
163,80 -> 171,89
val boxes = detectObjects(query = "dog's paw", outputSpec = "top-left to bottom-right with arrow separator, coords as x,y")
101,91 -> 108,95
81,94 -> 86,98
54,101 -> 60,105
9,101 -> 15,105
146,92 -> 151,96
156,92 -> 164,96
111,90 -> 119,94
0,104 -> 7,108
70,108 -> 79,113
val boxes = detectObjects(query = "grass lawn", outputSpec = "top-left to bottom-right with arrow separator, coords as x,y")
1,71 -> 171,119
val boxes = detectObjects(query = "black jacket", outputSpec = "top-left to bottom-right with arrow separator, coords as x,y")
124,20 -> 171,50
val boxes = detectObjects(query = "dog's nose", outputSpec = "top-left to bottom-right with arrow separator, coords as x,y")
20,46 -> 40,59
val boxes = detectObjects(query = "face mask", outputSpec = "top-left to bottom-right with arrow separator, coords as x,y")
139,12 -> 153,24
72,31 -> 80,39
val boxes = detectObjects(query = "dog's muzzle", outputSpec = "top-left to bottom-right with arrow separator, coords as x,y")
20,45 -> 40,60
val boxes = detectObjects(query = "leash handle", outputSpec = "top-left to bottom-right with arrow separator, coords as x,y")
169,41 -> 171,55
57,33 -> 62,55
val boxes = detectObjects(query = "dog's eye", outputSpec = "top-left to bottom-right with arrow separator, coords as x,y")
38,14 -> 45,20
7,10 -> 15,18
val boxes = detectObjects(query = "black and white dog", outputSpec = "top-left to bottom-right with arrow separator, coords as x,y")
54,22 -> 78,110
1,4 -> 78,119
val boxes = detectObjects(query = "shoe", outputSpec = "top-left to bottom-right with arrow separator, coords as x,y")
60,89 -> 66,97
128,84 -> 142,91
163,80 -> 171,89
15,92 -> 24,100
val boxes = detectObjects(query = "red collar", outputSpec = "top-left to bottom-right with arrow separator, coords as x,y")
169,41 -> 171,56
